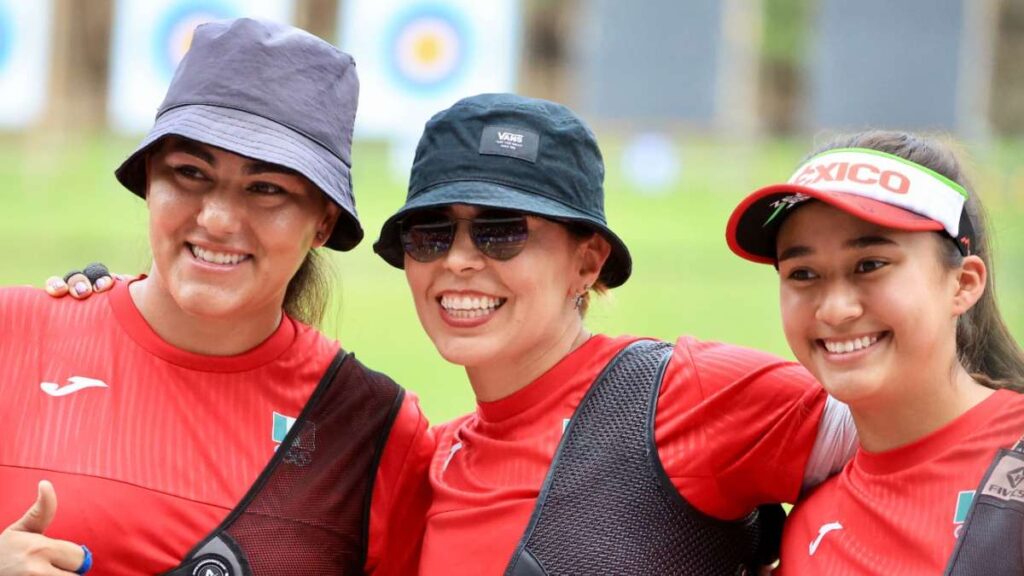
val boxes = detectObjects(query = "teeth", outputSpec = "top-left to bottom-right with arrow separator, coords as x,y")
191,245 -> 248,266
824,335 -> 879,355
440,294 -> 504,314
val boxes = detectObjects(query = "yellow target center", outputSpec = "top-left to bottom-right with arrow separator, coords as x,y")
413,35 -> 442,64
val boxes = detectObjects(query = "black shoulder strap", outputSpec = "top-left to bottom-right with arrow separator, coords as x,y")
162,349 -> 405,576
944,438 -> 1024,575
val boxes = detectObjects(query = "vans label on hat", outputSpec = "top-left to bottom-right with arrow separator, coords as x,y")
479,125 -> 540,163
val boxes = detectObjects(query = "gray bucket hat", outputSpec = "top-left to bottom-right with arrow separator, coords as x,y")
373,93 -> 632,288
115,18 -> 363,251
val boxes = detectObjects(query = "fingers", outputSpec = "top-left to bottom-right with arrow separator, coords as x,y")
10,481 -> 57,534
21,538 -> 85,575
50,543 -> 88,575
62,273 -> 92,300
44,276 -> 69,298
93,276 -> 113,293
1,483 -> 89,575
82,264 -> 113,294
46,263 -> 115,299
0,531 -> 86,576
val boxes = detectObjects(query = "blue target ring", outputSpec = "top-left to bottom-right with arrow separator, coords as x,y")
0,4 -> 13,72
384,4 -> 471,95
153,1 -> 236,80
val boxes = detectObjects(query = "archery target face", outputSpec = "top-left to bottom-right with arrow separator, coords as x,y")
154,2 -> 233,79
388,6 -> 468,91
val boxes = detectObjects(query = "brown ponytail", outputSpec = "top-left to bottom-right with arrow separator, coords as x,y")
810,130 -> 1024,391
283,249 -> 334,327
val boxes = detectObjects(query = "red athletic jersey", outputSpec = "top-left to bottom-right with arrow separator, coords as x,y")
0,281 -> 433,576
779,389 -> 1024,575
420,334 -> 826,575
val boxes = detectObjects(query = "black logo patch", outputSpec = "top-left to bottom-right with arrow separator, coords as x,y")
1008,466 -> 1024,489
981,452 -> 1024,503
192,557 -> 231,576
479,125 -> 540,163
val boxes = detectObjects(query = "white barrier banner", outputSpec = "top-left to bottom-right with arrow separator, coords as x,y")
0,0 -> 53,128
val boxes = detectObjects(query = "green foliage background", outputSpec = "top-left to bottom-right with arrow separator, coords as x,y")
3,135 -> 1022,422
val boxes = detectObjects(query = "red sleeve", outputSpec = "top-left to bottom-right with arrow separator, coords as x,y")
654,336 -> 825,520
364,391 -> 435,575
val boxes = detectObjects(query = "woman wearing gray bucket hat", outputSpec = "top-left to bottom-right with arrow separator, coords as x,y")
373,93 -> 855,575
0,18 -> 430,576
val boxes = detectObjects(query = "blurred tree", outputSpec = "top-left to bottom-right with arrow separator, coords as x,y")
296,0 -> 338,44
519,0 -> 578,104
758,0 -> 810,134
991,0 -> 1024,134
44,0 -> 113,132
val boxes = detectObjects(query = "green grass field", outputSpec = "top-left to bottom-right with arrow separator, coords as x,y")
2,134 -> 1022,422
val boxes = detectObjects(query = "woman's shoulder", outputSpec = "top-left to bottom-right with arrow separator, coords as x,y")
0,284 -> 104,320
288,318 -> 342,355
0,286 -> 118,349
1,284 -> 51,305
588,333 -> 813,387
431,412 -> 474,437
671,332 -> 790,358
990,388 -> 1024,421
664,335 -> 818,397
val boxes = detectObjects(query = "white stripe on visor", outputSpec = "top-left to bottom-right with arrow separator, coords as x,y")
787,148 -> 968,237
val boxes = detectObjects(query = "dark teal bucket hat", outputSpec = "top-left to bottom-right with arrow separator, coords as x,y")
373,93 -> 632,288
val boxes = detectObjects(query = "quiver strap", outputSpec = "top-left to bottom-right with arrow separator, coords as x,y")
162,351 -> 404,576
506,340 -> 776,576
944,438 -> 1024,575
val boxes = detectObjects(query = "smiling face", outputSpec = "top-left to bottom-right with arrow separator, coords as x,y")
403,204 -> 605,373
143,137 -> 339,322
775,201 -> 963,407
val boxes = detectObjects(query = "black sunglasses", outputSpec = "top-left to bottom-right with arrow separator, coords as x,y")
399,209 -> 530,262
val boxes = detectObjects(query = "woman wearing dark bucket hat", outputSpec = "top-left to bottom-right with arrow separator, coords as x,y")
0,19 -> 431,575
726,131 -> 1024,574
372,93 -> 855,575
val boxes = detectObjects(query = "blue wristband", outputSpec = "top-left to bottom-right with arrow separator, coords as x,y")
76,545 -> 93,575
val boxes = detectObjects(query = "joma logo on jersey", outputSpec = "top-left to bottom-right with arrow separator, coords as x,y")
793,161 -> 910,194
497,131 -> 524,144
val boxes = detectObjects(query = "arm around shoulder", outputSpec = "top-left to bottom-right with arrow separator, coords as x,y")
364,392 -> 436,576
660,338 -> 830,512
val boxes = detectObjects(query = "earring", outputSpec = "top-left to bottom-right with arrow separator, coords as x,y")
573,284 -> 591,311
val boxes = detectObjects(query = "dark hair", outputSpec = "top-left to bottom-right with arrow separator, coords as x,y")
812,130 -> 1024,391
283,249 -> 333,327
